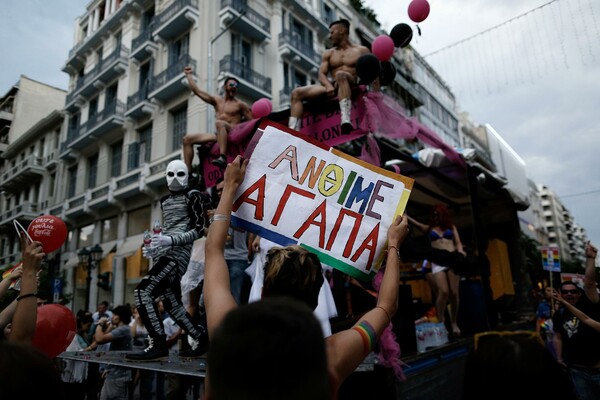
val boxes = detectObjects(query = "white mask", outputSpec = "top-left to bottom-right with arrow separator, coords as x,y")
165,160 -> 188,191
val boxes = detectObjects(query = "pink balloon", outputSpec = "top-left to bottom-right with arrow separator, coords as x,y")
371,35 -> 395,62
408,0 -> 430,23
32,304 -> 76,358
251,98 -> 272,118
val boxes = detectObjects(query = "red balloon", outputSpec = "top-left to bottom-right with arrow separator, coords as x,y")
27,215 -> 67,253
371,35 -> 395,62
32,304 -> 76,358
408,0 -> 430,23
251,98 -> 272,118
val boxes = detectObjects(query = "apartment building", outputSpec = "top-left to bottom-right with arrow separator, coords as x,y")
538,184 -> 573,262
0,76 -> 66,268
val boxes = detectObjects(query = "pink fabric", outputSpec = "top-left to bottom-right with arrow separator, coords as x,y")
372,267 -> 407,381
201,89 -> 465,187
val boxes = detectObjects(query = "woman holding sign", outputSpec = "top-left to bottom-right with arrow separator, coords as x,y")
203,155 -> 410,399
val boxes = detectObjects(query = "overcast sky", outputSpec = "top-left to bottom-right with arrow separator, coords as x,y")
365,0 -> 600,251
1,0 -> 599,250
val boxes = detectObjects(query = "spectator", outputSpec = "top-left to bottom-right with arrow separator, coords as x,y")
92,301 -> 113,325
552,242 -> 600,399
536,285 -> 557,358
463,330 -> 576,400
203,156 -> 410,398
94,304 -> 133,400
61,311 -> 94,400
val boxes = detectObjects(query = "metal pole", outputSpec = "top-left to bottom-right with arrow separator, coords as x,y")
85,259 -> 92,311
206,9 -> 246,132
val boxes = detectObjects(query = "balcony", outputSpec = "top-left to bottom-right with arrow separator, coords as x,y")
65,46 -> 129,112
0,201 -> 39,227
0,154 -> 45,192
44,151 -> 59,170
87,182 -> 117,211
219,55 -> 271,99
62,1 -> 134,73
68,101 -> 126,150
113,170 -> 143,200
96,45 -> 129,85
278,30 -> 320,72
281,0 -> 328,38
64,193 -> 87,219
279,85 -> 292,107
153,0 -> 199,41
143,153 -> 180,190
148,54 -> 196,102
131,26 -> 158,62
126,84 -> 156,119
220,0 -> 271,42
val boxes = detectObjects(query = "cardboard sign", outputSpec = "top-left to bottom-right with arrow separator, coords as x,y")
231,121 -> 413,281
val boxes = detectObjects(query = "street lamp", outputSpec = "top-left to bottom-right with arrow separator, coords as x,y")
78,244 -> 103,312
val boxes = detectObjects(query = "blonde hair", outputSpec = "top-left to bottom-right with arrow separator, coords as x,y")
263,246 -> 324,310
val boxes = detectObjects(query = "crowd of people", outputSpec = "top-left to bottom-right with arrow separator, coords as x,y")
1,17 -> 600,400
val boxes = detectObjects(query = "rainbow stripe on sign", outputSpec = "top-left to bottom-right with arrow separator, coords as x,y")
541,246 -> 561,272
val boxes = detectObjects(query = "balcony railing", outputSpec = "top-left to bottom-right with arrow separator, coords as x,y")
154,0 -> 199,39
278,30 -> 320,71
0,154 -> 45,190
220,0 -> 270,41
149,54 -> 196,101
219,55 -> 271,95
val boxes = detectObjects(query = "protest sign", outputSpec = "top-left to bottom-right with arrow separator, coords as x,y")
231,121 -> 413,281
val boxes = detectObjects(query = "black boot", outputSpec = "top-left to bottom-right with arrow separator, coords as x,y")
179,333 -> 208,359
126,336 -> 169,362
211,155 -> 227,169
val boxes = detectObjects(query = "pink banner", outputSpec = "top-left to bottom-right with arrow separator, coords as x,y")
201,89 -> 465,187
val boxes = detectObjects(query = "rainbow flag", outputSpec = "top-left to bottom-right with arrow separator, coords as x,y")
2,261 -> 22,289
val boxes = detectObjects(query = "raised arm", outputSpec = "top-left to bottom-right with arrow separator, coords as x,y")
204,156 -> 249,337
553,291 -> 600,333
326,214 -> 410,385
0,264 -> 22,298
9,236 -> 44,344
583,242 -> 598,303
407,215 -> 428,233
184,66 -> 218,107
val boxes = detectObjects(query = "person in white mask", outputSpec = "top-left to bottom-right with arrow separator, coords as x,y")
127,160 -> 209,361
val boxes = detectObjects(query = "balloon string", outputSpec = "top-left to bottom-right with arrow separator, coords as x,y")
13,219 -> 33,244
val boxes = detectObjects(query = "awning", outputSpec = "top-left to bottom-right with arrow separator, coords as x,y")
114,233 -> 145,258
101,240 -> 118,257
64,254 -> 79,269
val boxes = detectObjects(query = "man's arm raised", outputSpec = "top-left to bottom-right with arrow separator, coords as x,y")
184,66 -> 218,107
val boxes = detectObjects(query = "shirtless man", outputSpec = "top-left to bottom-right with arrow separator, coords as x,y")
288,19 -> 370,134
182,66 -> 253,171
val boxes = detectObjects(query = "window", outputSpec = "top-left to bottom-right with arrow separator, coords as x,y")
89,97 -> 98,119
129,124 -> 153,169
106,84 -> 117,108
171,106 -> 187,152
231,33 -> 251,66
102,216 -> 118,242
142,7 -> 155,31
139,61 -> 151,95
87,154 -> 98,188
48,173 -> 56,199
68,165 -> 78,198
169,34 -> 189,66
127,206 -> 151,236
111,141 -> 123,177
322,3 -> 336,26
79,224 -> 94,248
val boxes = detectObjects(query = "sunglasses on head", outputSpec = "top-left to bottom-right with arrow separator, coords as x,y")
561,289 -> 580,295
474,330 -> 542,350
228,81 -> 238,88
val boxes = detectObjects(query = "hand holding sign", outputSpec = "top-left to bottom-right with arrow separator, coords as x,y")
27,215 -> 67,253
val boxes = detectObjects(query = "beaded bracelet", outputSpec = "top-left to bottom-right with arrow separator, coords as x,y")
16,292 -> 37,301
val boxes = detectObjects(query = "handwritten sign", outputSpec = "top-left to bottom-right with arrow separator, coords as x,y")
231,121 -> 413,281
